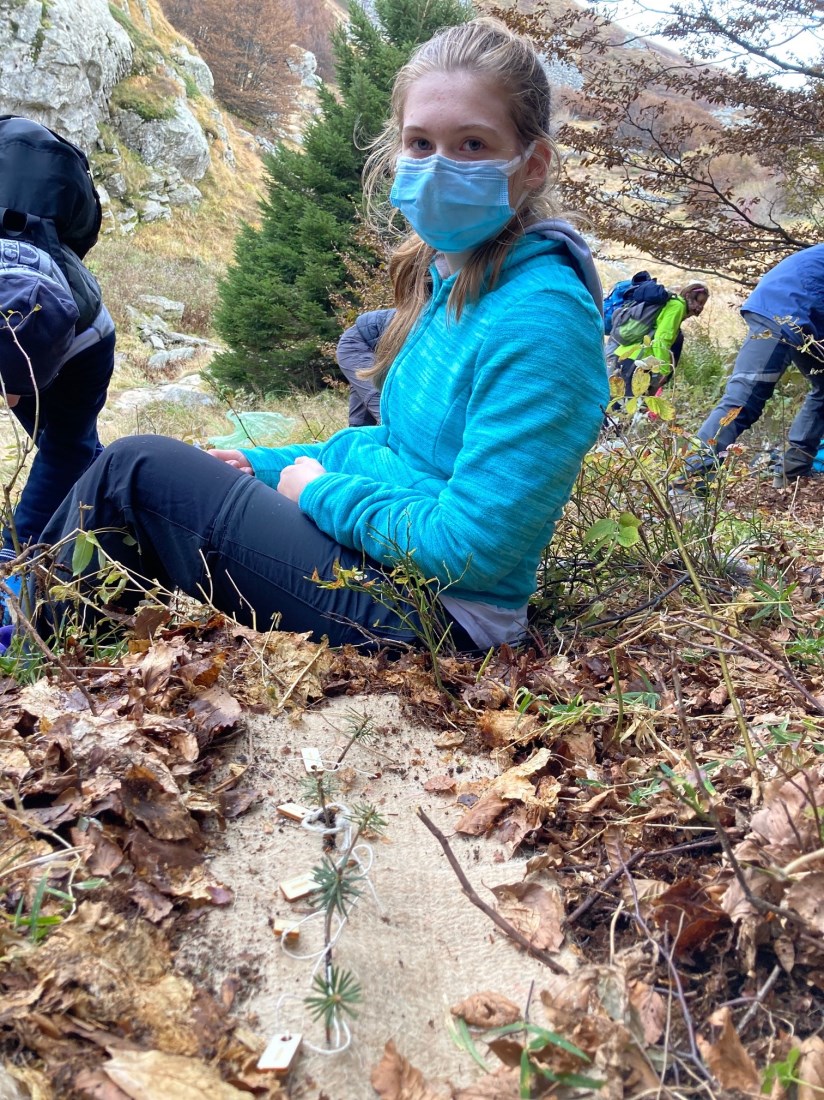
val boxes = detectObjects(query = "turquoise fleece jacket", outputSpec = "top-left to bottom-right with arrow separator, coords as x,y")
242,232 -> 608,608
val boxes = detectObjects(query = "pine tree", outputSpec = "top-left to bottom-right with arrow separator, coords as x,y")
211,0 -> 472,396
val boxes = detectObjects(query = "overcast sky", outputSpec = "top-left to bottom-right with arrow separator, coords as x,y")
594,0 -> 822,79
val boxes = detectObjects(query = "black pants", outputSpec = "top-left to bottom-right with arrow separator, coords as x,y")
5,330 -> 115,551
39,435 -> 472,649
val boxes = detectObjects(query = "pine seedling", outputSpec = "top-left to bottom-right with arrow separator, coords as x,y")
305,965 -> 362,1032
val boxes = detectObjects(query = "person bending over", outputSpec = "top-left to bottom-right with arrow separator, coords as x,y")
685,245 -> 824,485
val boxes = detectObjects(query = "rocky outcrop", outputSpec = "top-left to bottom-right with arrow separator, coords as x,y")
171,44 -> 214,98
280,45 -> 322,147
112,98 -> 211,180
0,0 -> 133,151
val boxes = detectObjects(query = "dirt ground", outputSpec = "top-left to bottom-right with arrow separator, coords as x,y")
177,693 -> 563,1097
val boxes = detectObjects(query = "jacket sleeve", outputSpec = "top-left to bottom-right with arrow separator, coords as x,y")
336,321 -> 384,424
298,289 -> 607,593
650,298 -> 687,367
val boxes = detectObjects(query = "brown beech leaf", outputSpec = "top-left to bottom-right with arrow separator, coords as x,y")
491,747 -> 552,803
129,881 -> 175,923
748,767 -> 824,865
450,992 -> 521,1029
130,604 -> 172,642
495,803 -> 537,852
477,710 -> 539,748
370,1040 -> 445,1100
217,787 -> 260,819
134,640 -> 183,698
452,1068 -> 521,1098
177,653 -> 223,688
651,878 -> 731,956
785,872 -> 824,933
796,1035 -> 824,1100
103,1049 -> 248,1099
127,829 -> 232,905
422,774 -> 456,793
628,980 -> 666,1045
186,688 -> 242,742
697,1007 -> 760,1093
70,824 -> 125,877
454,792 -> 509,835
490,880 -> 564,951
120,765 -> 200,841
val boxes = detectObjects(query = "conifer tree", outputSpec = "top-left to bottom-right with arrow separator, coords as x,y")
211,0 -> 472,395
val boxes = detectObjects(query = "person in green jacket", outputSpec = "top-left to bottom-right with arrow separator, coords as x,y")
607,282 -> 709,395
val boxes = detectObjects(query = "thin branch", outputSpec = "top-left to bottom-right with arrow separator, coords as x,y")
416,807 -> 568,975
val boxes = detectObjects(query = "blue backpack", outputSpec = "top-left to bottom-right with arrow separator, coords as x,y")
610,278 -> 674,345
603,271 -> 652,334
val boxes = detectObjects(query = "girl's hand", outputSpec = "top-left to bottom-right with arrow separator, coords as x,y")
278,456 -> 326,502
207,449 -> 253,475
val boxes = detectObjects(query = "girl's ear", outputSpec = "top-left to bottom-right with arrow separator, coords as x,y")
523,140 -> 552,191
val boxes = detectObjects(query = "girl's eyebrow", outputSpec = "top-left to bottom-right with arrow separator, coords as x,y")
402,122 -> 499,135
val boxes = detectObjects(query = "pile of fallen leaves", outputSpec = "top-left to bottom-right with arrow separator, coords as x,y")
0,615 -> 333,1099
1,491 -> 824,1098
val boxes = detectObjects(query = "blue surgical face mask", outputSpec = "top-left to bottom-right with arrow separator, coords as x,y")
389,145 -> 535,253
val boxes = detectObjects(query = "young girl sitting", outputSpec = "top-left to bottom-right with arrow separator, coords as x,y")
36,17 -> 608,651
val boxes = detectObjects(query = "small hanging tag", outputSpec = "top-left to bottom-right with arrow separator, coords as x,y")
257,1031 -> 302,1073
279,871 -> 316,901
277,801 -> 310,821
301,747 -> 324,774
273,917 -> 301,942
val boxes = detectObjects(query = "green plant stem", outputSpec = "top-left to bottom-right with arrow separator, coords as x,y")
636,465 -> 758,775
608,647 -> 624,743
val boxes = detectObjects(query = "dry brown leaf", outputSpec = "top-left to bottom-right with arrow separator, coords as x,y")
120,764 -> 199,841
370,1040 -> 446,1100
102,1049 -> 247,1099
450,992 -> 521,1029
186,688 -> 242,741
452,1067 -> 521,1098
628,980 -> 666,1045
651,878 -> 731,956
127,829 -> 232,905
749,768 -> 824,865
697,1006 -> 760,1093
477,711 -> 539,748
131,605 -> 172,642
490,880 -> 564,951
785,872 -> 824,933
423,774 -> 456,793
491,748 -> 552,803
133,640 -> 183,697
796,1035 -> 824,1100
454,793 -> 509,835
495,803 -> 538,853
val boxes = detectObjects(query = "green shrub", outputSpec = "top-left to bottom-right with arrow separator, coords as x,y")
111,75 -> 179,122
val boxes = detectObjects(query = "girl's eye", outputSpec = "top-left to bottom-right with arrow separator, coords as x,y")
408,138 -> 432,153
463,138 -> 485,153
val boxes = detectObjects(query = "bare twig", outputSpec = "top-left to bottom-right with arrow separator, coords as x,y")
621,857 -> 710,1081
0,577 -> 98,714
665,614 -> 824,716
416,807 -> 568,974
565,838 -> 723,928
737,964 -> 780,1033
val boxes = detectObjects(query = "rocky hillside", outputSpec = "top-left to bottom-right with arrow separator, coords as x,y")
0,0 -> 319,236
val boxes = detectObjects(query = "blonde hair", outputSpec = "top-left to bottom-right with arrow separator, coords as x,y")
361,17 -> 559,383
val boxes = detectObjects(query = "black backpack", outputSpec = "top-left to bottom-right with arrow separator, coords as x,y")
610,278 -> 674,345
0,115 -> 102,332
